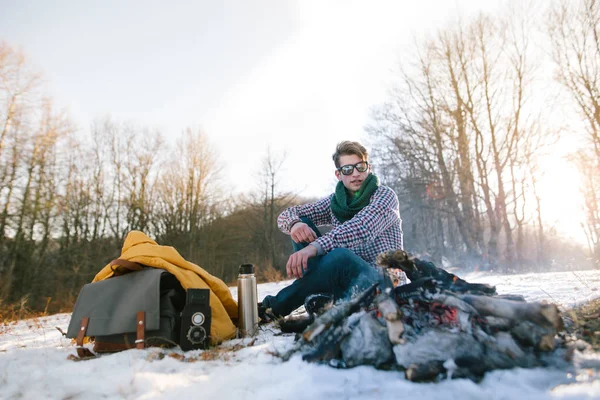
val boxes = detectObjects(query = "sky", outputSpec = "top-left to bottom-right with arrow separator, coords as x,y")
1,269 -> 600,399
0,0 -> 588,243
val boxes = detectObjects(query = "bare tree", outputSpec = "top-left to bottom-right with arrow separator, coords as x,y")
549,0 -> 600,260
549,0 -> 600,156
154,127 -> 224,262
121,124 -> 163,233
369,6 -> 555,272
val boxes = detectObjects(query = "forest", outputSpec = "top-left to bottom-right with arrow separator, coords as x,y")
0,0 -> 598,316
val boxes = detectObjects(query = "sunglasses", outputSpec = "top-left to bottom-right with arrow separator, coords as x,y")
337,161 -> 369,176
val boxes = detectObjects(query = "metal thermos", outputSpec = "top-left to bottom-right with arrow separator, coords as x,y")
237,263 -> 259,337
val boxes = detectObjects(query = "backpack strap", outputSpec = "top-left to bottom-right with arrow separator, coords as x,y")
135,311 -> 145,349
75,317 -> 96,358
110,259 -> 144,276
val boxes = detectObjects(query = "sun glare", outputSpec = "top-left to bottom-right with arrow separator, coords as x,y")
535,152 -> 587,246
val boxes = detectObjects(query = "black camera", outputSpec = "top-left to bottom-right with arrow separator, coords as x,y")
180,288 -> 211,351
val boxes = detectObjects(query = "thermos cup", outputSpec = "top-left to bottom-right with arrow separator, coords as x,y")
237,263 -> 259,337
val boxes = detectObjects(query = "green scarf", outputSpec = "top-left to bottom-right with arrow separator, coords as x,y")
331,173 -> 380,223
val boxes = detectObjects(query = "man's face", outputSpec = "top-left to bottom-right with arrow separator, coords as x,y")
335,154 -> 370,194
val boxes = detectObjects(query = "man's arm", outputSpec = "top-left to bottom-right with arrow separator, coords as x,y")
278,195 -> 334,278
286,245 -> 317,279
277,194 -> 334,233
313,186 -> 400,254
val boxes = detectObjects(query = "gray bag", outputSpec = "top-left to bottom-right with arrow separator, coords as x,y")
66,265 -> 185,357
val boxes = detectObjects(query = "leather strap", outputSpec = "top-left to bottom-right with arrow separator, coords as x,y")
75,317 -> 96,358
110,258 -> 144,276
136,311 -> 145,349
94,340 -> 134,353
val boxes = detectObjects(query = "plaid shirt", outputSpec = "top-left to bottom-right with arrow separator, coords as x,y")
277,185 -> 404,267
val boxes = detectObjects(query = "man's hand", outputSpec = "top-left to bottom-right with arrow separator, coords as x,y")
290,222 -> 317,244
286,245 -> 318,279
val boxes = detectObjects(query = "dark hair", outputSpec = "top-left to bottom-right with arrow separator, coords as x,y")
332,141 -> 369,168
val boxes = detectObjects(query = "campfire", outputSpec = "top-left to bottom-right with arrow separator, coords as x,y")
277,250 -> 568,382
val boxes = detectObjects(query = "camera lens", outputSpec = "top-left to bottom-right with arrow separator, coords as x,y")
186,326 -> 207,344
191,312 -> 205,326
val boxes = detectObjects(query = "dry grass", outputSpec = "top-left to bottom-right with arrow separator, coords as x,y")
227,264 -> 285,287
257,264 -> 284,283
565,298 -> 600,351
0,296 -> 73,326
0,296 -> 39,324
143,341 -> 255,363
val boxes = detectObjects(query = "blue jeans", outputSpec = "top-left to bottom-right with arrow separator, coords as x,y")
261,218 -> 381,317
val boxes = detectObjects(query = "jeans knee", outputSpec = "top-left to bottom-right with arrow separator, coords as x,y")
322,248 -> 374,278
326,248 -> 360,265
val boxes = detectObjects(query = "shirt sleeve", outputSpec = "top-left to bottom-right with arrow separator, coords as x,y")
314,187 -> 400,253
277,194 -> 334,234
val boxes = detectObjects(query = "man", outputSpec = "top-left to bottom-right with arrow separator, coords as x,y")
260,141 -> 403,319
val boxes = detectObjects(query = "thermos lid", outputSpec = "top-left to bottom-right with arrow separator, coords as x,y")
239,263 -> 254,274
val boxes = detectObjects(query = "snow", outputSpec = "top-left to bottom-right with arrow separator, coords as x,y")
1,269 -> 600,400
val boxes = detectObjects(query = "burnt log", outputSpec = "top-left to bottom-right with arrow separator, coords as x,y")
340,311 -> 394,367
378,250 -> 496,295
302,283 -> 378,343
275,255 -> 568,382
405,359 -> 483,382
375,292 -> 405,344
393,330 -> 485,369
511,321 -> 557,351
278,293 -> 335,334
393,278 -> 438,301
457,294 -> 563,332
301,324 -> 347,363
405,360 -> 445,382
279,284 -> 378,363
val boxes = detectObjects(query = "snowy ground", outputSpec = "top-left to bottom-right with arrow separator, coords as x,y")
1,269 -> 600,400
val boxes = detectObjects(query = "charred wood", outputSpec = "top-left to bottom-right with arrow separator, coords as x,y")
302,283 -> 378,343
493,294 -> 526,302
378,250 -> 496,295
457,294 -> 563,331
393,278 -> 437,301
510,321 -> 557,351
393,330 -> 485,369
301,324 -> 347,363
405,360 -> 445,382
340,311 -> 393,367
375,292 -> 405,344
275,253 -> 572,382
278,315 -> 314,334
278,293 -> 335,334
